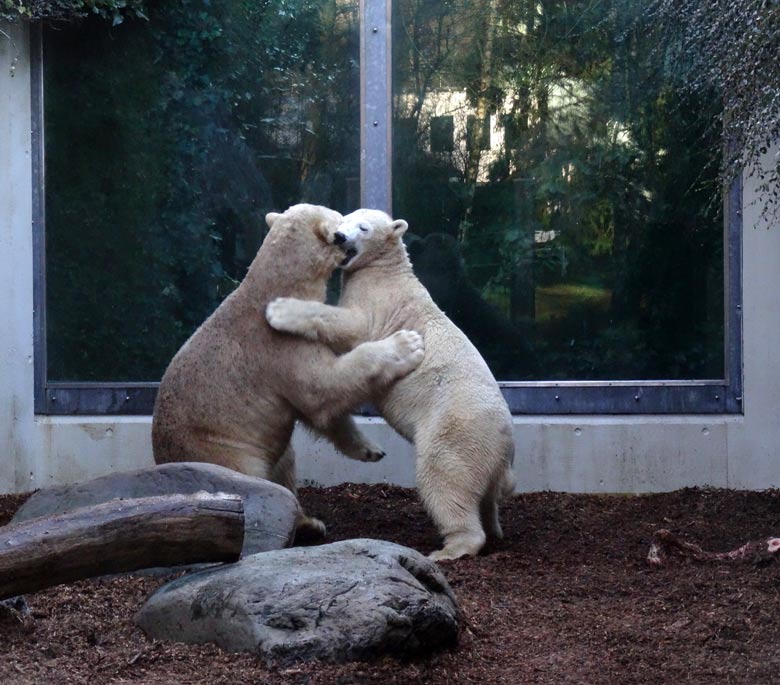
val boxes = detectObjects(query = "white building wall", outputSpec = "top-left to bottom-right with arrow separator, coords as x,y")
1,22 -> 777,495
728,167 -> 780,488
0,22 -> 36,493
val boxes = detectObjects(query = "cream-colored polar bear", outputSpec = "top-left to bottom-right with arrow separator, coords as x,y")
153,204 -> 425,535
266,209 -> 515,560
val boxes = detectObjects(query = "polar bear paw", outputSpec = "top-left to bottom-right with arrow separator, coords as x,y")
429,530 -> 486,562
266,297 -> 318,340
340,437 -> 386,462
360,447 -> 385,462
381,329 -> 425,379
360,443 -> 387,462
296,513 -> 327,540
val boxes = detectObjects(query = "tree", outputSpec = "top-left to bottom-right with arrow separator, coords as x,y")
43,0 -> 359,381
392,0 -> 724,380
647,0 -> 780,218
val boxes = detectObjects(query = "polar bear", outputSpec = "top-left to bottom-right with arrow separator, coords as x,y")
153,204 -> 425,535
266,208 -> 515,560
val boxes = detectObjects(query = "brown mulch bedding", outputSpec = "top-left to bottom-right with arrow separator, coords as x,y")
2,484 -> 780,684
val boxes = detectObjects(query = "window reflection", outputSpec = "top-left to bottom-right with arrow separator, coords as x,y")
44,0 -> 360,381
392,0 -> 724,380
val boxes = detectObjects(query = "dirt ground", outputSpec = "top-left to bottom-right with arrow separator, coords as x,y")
1,483 -> 779,684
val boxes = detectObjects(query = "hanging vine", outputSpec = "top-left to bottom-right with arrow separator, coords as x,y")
647,0 -> 780,218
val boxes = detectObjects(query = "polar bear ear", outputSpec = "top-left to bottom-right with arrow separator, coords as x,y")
265,212 -> 282,229
391,219 -> 408,236
313,220 -> 333,243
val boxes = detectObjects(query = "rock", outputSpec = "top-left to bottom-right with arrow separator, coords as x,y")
12,462 -> 298,556
135,538 -> 460,663
0,596 -> 30,618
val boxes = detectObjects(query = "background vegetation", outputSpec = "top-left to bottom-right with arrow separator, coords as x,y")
24,0 -> 776,382
392,0 -> 724,379
43,0 -> 359,380
1,0 -> 146,23
649,0 -> 780,219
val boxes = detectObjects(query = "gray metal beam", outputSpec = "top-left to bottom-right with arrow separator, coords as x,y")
360,0 -> 392,213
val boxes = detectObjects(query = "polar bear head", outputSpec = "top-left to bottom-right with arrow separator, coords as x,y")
264,203 -> 347,278
335,208 -> 408,271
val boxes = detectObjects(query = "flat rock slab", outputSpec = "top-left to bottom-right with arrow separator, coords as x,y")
12,462 -> 298,556
135,538 -> 460,663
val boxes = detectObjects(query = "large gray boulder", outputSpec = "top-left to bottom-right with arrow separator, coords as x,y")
12,462 -> 298,556
135,538 -> 460,663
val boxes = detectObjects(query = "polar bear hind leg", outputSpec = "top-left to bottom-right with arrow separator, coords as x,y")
481,455 -> 516,540
480,489 -> 504,541
416,415 -> 513,560
427,495 -> 486,562
270,443 -> 326,538
416,445 -> 487,561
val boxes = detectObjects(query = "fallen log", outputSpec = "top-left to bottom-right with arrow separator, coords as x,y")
647,528 -> 780,566
0,492 -> 244,600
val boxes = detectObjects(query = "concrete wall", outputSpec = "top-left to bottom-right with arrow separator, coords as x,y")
2,22 -> 778,495
1,22 -> 36,494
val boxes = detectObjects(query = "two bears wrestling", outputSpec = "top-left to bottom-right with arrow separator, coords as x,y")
152,204 -> 515,561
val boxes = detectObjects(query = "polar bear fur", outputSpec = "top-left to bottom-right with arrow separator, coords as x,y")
153,204 -> 425,535
266,208 -> 515,560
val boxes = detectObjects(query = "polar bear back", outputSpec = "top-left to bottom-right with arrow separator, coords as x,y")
152,204 -> 345,468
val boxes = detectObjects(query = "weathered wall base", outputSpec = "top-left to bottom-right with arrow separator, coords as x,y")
19,414 -> 745,495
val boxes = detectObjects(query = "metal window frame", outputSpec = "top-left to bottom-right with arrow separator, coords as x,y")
31,7 -> 744,417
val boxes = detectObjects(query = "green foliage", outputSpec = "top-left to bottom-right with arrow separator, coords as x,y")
37,0 -> 740,383
0,0 -> 147,24
647,0 -> 780,218
44,0 -> 359,380
393,0 -> 724,380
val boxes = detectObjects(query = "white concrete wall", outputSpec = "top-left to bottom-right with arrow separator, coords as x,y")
1,22 -> 778,495
1,22 -> 36,494
727,162 -> 780,488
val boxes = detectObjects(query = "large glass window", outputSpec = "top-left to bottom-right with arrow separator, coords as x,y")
392,0 -> 724,381
33,0 -> 741,414
43,0 -> 359,382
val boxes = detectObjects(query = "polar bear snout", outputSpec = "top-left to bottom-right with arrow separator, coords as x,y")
333,231 -> 360,266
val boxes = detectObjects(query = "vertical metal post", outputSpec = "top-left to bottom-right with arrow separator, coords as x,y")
724,172 -> 744,413
30,25 -> 47,414
360,0 -> 392,213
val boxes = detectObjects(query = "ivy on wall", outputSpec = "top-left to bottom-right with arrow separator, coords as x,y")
0,0 -> 147,24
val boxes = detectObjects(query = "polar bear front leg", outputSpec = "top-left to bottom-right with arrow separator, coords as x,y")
354,329 -> 426,386
290,330 -> 425,429
320,414 -> 386,462
267,298 -> 369,352
266,298 -> 323,342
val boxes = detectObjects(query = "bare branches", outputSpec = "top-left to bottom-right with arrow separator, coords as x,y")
647,0 -> 780,218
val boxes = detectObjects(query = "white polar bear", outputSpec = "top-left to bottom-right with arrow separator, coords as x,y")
267,208 -> 515,560
153,204 -> 425,536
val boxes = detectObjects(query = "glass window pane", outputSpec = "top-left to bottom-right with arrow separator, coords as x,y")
392,0 -> 724,381
44,1 -> 359,382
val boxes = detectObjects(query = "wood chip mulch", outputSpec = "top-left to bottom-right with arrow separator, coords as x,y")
2,483 -> 780,684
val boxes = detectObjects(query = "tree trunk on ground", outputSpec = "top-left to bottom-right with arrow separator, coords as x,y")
0,492 -> 244,600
